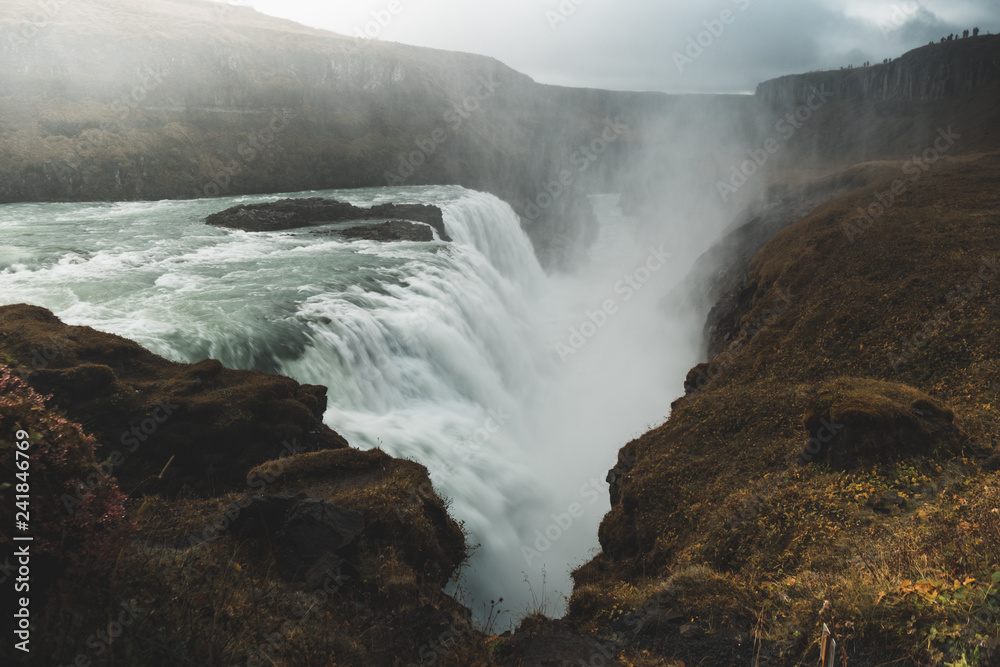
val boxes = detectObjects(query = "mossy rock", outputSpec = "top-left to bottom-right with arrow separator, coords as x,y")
0,304 -> 349,495
801,377 -> 965,468
248,447 -> 393,490
248,448 -> 467,591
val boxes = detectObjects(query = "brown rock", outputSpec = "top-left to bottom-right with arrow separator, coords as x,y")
0,304 -> 348,495
800,378 -> 965,469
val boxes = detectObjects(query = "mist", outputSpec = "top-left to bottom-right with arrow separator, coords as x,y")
0,0 -> 801,623
2,0 -> 998,662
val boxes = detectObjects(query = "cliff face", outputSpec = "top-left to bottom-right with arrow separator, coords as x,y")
569,151 -> 1000,665
564,37 -> 1000,667
617,36 -> 1000,242
756,35 -> 1000,105
0,0 -> 581,265
653,36 -> 1000,353
753,34 -> 1000,168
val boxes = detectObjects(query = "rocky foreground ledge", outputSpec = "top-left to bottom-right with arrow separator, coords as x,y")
206,197 -> 453,242
0,304 -> 482,665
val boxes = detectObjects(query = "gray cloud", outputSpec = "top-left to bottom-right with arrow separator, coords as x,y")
237,0 -> 998,92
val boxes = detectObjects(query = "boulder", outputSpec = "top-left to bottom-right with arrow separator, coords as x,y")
800,378 -> 965,468
227,492 -> 307,542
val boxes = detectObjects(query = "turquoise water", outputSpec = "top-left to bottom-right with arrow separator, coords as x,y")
0,185 -> 697,623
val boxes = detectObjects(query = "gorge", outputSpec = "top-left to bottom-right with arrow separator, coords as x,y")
1,1 -> 999,665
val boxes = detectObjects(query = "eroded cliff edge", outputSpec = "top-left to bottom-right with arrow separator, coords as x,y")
566,151 -> 1000,666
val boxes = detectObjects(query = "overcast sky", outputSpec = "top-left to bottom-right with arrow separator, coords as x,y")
229,0 -> 997,93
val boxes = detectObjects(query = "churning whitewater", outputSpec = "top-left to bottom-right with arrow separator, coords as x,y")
0,185 -> 697,622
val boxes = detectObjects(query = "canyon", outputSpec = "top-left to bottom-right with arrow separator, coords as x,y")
1,1 -> 999,665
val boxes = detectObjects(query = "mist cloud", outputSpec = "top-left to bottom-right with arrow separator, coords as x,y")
233,0 -> 997,93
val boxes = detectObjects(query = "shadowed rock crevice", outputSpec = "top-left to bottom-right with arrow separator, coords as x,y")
224,492 -> 364,583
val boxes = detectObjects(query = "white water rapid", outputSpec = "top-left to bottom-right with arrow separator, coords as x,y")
0,185 -> 705,625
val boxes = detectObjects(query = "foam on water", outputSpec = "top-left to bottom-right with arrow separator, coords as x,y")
0,185 -> 702,624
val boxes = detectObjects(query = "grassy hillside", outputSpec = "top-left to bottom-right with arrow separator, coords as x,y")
569,151 -> 1000,665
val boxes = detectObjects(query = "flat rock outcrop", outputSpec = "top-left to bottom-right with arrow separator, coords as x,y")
330,219 -> 435,242
206,197 -> 452,241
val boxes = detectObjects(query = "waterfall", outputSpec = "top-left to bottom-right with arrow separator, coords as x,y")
0,185 -> 700,624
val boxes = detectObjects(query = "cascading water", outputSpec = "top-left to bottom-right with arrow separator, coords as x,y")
0,185 -> 704,624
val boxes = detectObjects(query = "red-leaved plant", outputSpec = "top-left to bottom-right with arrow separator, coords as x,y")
0,364 -> 132,578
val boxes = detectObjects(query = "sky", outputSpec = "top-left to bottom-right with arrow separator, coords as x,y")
225,0 -> 996,94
